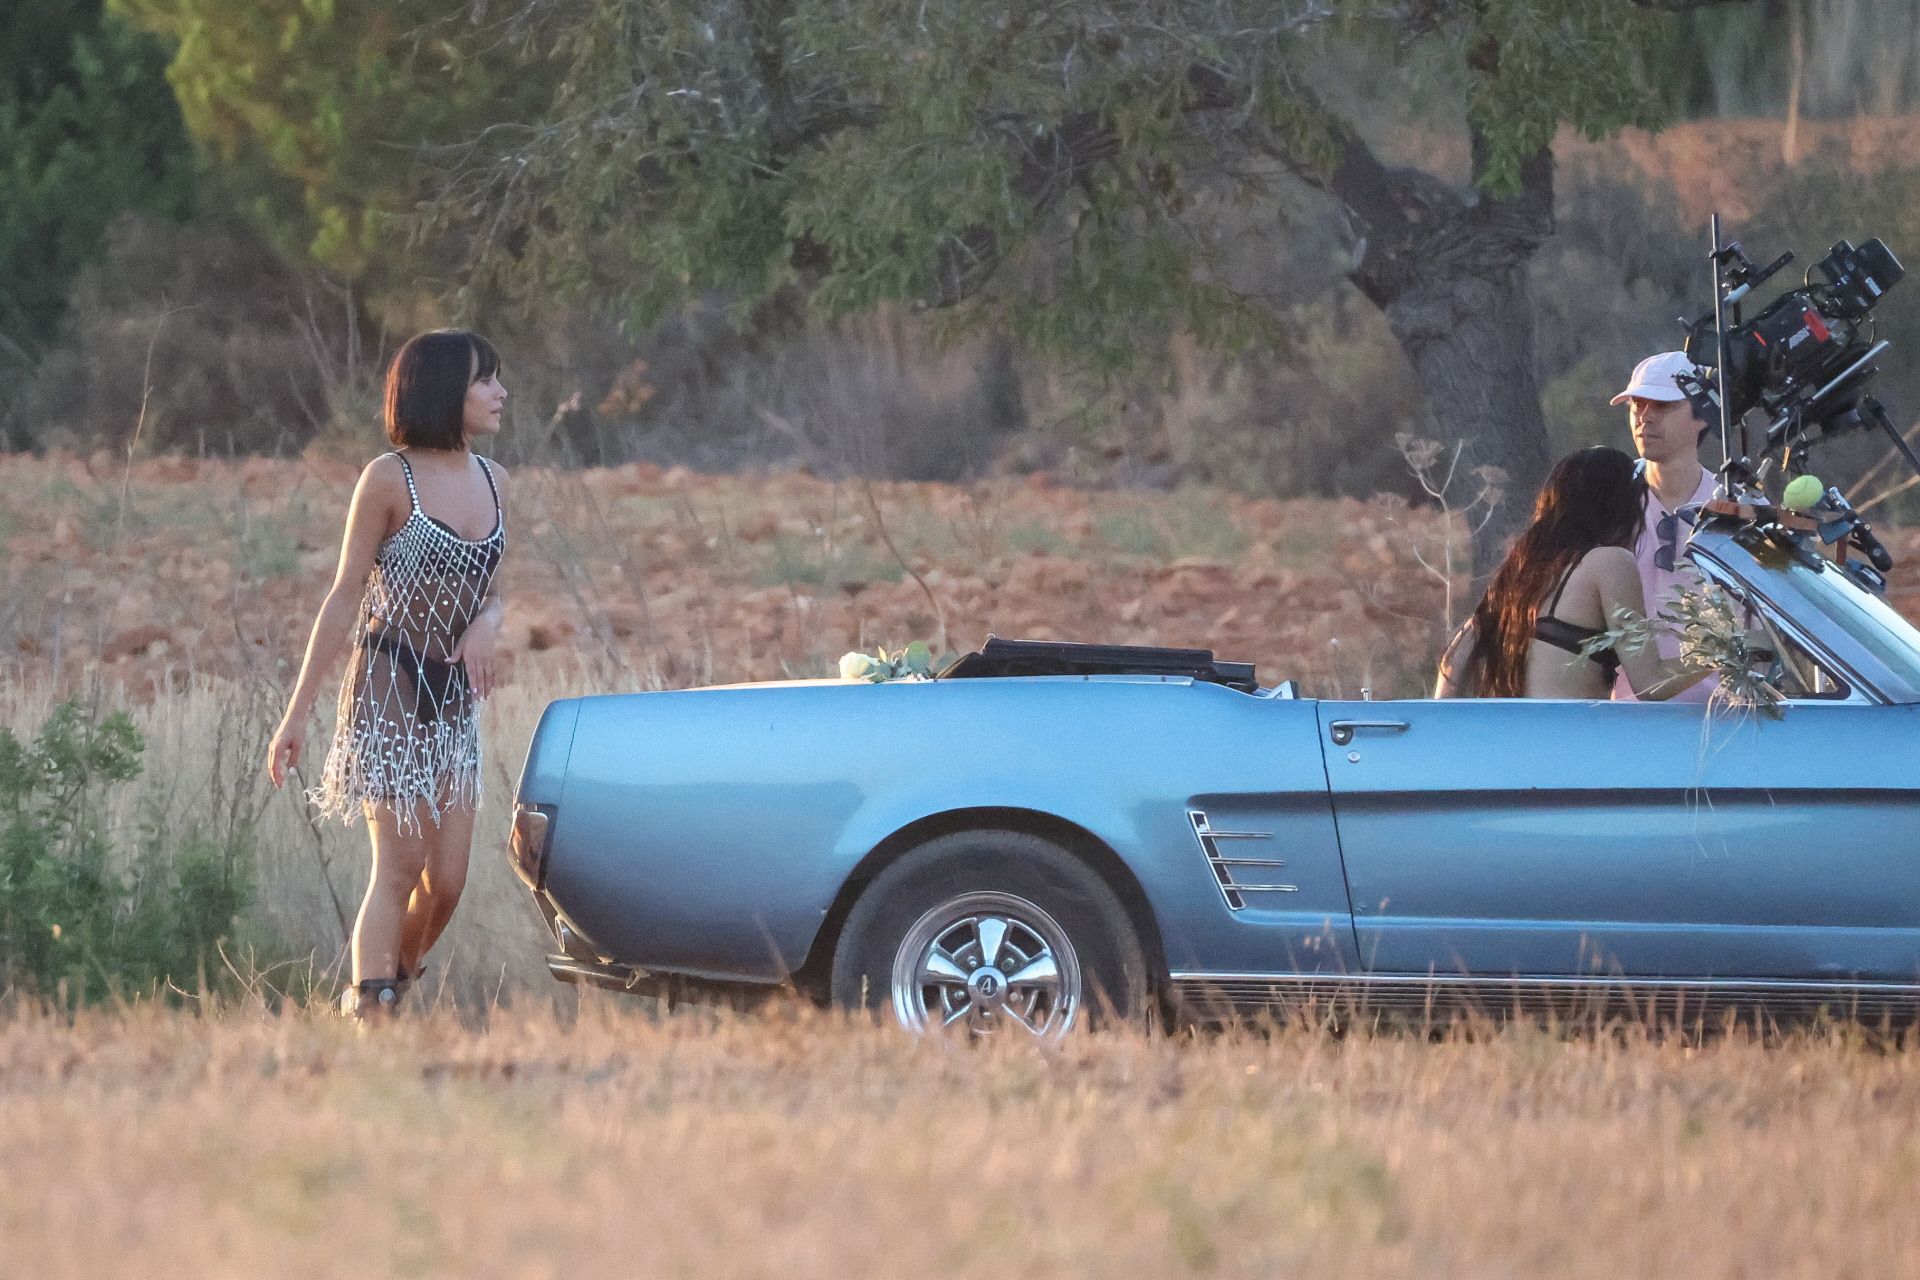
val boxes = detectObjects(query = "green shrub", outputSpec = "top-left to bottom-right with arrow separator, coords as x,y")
0,698 -> 251,1005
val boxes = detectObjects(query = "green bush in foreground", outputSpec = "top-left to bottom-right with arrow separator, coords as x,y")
0,698 -> 251,1005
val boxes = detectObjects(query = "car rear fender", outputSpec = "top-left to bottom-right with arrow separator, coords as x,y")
538,678 -> 1344,982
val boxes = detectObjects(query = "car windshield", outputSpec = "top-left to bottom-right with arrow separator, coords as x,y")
1705,527 -> 1920,697
1783,555 -> 1920,688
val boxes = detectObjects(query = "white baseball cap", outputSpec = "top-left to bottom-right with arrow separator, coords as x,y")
1610,350 -> 1700,405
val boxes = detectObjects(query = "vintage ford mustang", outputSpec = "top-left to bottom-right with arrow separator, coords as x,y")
508,512 -> 1920,1036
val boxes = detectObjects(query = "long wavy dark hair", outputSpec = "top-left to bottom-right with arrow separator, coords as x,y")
1456,446 -> 1645,697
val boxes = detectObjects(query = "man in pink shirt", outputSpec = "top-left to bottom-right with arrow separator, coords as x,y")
1609,350 -> 1718,703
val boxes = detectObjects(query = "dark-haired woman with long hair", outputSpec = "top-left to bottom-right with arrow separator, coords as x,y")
1436,446 -> 1708,700
266,329 -> 510,1016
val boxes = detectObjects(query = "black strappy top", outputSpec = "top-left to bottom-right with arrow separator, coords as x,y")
1534,573 -> 1619,678
360,450 -> 507,723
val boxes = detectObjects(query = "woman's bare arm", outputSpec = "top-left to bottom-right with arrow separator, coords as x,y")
266,459 -> 400,786
1434,622 -> 1476,698
1589,550 -> 1711,702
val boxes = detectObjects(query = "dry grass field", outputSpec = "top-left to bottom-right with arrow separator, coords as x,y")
2,1002 -> 1916,1279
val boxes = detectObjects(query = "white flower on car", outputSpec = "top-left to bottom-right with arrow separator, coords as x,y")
839,642 -> 935,683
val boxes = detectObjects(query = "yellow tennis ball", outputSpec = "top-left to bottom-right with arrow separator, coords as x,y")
1782,474 -> 1824,511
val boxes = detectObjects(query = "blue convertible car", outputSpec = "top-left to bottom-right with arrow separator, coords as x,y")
508,510 -> 1920,1036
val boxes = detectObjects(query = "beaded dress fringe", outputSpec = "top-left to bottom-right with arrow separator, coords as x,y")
308,452 -> 502,839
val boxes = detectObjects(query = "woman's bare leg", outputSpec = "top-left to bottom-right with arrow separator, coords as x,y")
353,802 -> 432,985
397,880 -> 431,974
396,801 -> 475,979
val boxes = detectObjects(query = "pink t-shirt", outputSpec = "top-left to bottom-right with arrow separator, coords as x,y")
1613,468 -> 1718,702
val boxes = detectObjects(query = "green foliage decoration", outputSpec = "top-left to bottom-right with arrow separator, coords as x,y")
1579,585 -> 1784,717
0,699 -> 252,1006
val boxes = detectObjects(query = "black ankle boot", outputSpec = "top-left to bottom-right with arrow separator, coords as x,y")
339,978 -> 405,1019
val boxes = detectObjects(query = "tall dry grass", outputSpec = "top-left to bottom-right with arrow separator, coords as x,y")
0,1001 -> 1915,1278
0,659 -> 631,1011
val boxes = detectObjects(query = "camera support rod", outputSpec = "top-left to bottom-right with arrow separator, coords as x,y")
1805,340 -> 1890,412
1711,213 -> 1737,500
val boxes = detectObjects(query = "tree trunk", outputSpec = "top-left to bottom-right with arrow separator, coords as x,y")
1382,258 -> 1553,580
1308,124 -> 1557,584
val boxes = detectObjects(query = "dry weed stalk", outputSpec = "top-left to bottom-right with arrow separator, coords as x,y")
861,478 -> 949,654
114,300 -> 198,550
1394,432 -> 1507,631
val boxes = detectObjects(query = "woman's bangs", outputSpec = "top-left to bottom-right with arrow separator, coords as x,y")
468,333 -> 501,383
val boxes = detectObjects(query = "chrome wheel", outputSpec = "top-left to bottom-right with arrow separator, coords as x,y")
890,891 -> 1083,1039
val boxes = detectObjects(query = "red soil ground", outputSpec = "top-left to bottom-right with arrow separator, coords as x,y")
6,454 -> 1918,703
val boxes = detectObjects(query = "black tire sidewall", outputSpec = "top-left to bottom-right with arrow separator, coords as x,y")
830,829 -> 1148,1025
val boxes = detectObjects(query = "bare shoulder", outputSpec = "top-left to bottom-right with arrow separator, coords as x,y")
1577,545 -> 1639,584
357,451 -> 406,494
349,453 -> 409,529
481,457 -> 509,487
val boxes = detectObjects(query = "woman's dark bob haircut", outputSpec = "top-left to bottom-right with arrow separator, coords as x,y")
383,329 -> 501,450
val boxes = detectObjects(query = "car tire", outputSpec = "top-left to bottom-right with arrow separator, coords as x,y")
830,829 -> 1149,1037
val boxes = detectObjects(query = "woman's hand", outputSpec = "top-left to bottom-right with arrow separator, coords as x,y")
452,609 -> 504,699
266,717 -> 304,788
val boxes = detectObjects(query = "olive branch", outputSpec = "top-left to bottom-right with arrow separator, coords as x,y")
1578,584 -> 1785,718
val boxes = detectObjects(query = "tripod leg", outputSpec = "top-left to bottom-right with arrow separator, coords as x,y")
1870,397 -> 1920,483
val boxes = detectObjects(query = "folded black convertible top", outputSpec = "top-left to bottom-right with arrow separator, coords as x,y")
938,635 -> 1258,692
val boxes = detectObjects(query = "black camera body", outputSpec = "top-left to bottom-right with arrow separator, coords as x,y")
1682,238 -> 1903,427
1682,231 -> 1909,584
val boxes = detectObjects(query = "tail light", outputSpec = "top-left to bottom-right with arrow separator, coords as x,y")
509,803 -> 555,890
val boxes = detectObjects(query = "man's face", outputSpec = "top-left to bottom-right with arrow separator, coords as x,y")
1627,396 -> 1700,466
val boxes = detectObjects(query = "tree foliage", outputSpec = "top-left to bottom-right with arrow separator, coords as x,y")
0,1 -> 195,363
424,2 -> 1657,350
413,0 -> 1747,567
99,0 -> 1762,565
1646,0 -> 1920,119
112,0 -> 553,290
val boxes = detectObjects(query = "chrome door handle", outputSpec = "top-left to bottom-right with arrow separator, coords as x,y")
1327,719 -> 1410,746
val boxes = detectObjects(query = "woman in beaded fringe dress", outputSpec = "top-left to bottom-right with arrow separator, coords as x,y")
267,330 -> 510,1017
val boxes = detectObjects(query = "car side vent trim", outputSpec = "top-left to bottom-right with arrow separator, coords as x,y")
1188,809 -> 1295,911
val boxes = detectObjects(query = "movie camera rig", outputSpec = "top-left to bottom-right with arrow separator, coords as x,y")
1677,215 -> 1909,587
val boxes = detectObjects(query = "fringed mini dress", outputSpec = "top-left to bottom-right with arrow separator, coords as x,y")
309,451 -> 505,833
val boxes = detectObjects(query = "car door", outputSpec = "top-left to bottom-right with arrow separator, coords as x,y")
1315,697 -> 1920,981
